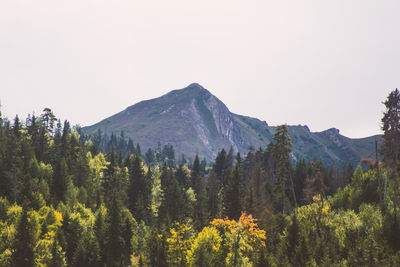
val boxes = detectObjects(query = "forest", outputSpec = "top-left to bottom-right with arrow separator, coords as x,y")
0,89 -> 399,267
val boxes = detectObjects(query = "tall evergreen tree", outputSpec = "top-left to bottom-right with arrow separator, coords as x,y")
40,107 -> 57,134
159,167 -> 185,224
208,170 -> 220,218
127,137 -> 135,155
214,149 -> 227,184
223,161 -> 242,220
303,160 -> 327,203
13,115 -> 21,137
270,125 -> 294,213
294,159 -> 307,205
176,164 -> 189,189
382,88 -> 400,217
128,155 -> 151,222
104,167 -> 126,267
53,157 -> 70,203
192,156 -> 208,229
12,208 -> 40,267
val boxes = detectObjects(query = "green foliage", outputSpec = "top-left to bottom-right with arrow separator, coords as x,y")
270,124 -> 294,213
191,156 -> 209,230
128,155 -> 152,223
0,97 -> 399,266
222,163 -> 242,220
13,209 -> 41,267
329,166 -> 383,211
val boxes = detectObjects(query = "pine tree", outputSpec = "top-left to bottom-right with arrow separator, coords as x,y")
136,144 -> 141,156
94,205 -> 108,263
382,88 -> 400,217
53,157 -> 70,204
103,145 -> 117,204
145,148 -> 154,165
285,214 -> 299,265
40,107 -> 57,134
191,156 -> 208,229
13,208 -> 40,267
128,155 -> 151,222
159,166 -> 185,225
303,160 -> 327,203
61,120 -> 70,159
13,115 -> 21,137
270,125 -> 293,213
208,170 -> 220,218
223,162 -> 242,220
176,164 -> 189,189
294,159 -> 307,205
105,167 -> 125,267
214,149 -> 227,184
127,137 -> 135,155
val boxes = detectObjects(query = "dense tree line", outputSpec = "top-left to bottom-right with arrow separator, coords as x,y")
81,130 -> 187,168
0,89 -> 399,266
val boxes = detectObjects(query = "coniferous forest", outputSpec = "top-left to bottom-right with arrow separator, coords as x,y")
0,89 -> 400,266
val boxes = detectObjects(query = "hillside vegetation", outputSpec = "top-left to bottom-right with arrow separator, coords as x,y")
0,89 -> 398,266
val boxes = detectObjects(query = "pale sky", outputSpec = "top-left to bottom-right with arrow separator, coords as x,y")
1,0 -> 399,138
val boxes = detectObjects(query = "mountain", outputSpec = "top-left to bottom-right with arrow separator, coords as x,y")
82,83 -> 381,166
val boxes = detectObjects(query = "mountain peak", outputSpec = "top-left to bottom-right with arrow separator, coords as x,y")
186,82 -> 204,89
182,83 -> 210,94
165,83 -> 212,99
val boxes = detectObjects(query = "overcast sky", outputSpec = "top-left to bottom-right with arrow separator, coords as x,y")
1,0 -> 399,138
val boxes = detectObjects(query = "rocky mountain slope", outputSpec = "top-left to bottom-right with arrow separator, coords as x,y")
82,83 -> 380,166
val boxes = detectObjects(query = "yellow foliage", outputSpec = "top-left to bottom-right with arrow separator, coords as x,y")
322,204 -> 330,214
54,211 -> 63,225
186,226 -> 222,266
210,212 -> 266,247
312,194 -> 321,203
166,222 -> 193,266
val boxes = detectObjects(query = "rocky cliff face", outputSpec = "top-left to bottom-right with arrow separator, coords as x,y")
175,83 -> 250,159
83,83 -> 380,166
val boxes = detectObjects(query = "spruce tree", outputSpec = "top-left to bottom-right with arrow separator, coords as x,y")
176,163 -> 189,189
105,167 -> 125,267
214,149 -> 227,185
223,162 -> 242,220
270,125 -> 293,213
303,160 -> 327,203
294,159 -> 307,205
40,107 -> 57,134
128,155 -> 151,222
159,166 -> 185,225
53,157 -> 70,204
13,208 -> 40,267
382,88 -> 400,217
208,170 -> 220,218
191,156 -> 208,229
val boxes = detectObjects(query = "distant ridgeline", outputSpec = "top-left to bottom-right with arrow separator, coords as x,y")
82,83 -> 381,167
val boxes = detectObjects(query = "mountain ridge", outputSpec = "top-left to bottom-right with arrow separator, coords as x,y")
82,83 -> 381,166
